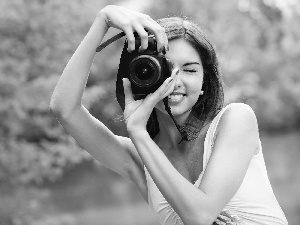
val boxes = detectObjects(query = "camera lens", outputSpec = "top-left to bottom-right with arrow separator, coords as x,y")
134,63 -> 154,81
129,55 -> 161,87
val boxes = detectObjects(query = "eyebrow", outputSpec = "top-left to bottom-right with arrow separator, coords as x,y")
183,62 -> 201,67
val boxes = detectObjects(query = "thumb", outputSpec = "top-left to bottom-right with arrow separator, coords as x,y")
122,78 -> 134,105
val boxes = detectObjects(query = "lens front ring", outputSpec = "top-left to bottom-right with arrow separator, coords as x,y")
129,55 -> 161,87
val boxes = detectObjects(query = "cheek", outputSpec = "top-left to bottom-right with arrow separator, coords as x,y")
186,82 -> 204,105
188,78 -> 203,96
189,92 -> 202,106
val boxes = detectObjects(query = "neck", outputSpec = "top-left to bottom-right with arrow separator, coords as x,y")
154,109 -> 191,152
154,108 -> 212,154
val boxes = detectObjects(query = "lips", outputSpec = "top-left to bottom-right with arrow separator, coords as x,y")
168,92 -> 186,103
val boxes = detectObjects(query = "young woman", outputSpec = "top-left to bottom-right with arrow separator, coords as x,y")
50,5 -> 288,225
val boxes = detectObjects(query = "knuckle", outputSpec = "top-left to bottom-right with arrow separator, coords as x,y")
121,21 -> 131,28
160,26 -> 166,33
127,36 -> 135,43
128,40 -> 135,47
140,38 -> 148,46
152,26 -> 161,34
144,14 -> 151,21
122,17 -> 135,28
140,32 -> 148,39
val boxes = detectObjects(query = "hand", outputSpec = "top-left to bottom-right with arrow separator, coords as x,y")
98,5 -> 168,52
123,68 -> 179,134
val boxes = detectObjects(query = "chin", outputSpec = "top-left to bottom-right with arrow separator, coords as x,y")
165,104 -> 192,124
171,107 -> 192,119
156,101 -> 193,116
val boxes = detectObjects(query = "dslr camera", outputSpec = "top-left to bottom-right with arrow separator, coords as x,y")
116,34 -> 173,109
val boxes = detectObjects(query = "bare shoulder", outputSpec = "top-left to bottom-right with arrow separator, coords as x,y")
216,103 -> 259,154
219,103 -> 258,130
199,103 -> 260,212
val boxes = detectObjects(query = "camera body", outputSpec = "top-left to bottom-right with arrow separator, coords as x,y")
116,35 -> 173,110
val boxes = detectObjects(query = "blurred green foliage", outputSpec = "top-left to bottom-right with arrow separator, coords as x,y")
0,0 -> 299,224
147,0 -> 300,131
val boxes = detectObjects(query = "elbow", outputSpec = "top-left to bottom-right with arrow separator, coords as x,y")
182,216 -> 215,225
199,213 -> 216,225
49,97 -> 78,120
49,100 -> 63,119
181,210 -> 216,225
183,217 -> 213,225
49,103 -> 62,119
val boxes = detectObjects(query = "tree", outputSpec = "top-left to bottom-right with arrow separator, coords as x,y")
0,0 -> 118,224
147,0 -> 300,131
1,0 -> 299,224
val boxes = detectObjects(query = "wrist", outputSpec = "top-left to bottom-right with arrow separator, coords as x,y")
95,10 -> 110,30
128,127 -> 149,139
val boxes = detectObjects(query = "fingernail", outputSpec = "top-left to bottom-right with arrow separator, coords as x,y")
174,69 -> 179,75
158,47 -> 163,53
159,46 -> 166,54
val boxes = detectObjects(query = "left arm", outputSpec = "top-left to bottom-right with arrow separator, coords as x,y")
123,75 -> 259,224
129,129 -> 214,224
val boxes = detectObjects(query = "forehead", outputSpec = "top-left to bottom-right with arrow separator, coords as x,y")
165,38 -> 202,66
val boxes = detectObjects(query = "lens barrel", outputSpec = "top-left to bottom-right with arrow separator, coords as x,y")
129,55 -> 161,87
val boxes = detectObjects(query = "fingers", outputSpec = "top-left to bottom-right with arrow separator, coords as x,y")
145,69 -> 179,105
144,17 -> 168,52
123,68 -> 179,111
122,78 -> 135,105
160,68 -> 179,99
162,29 -> 169,51
100,6 -> 167,52
133,24 -> 149,52
148,77 -> 174,101
126,16 -> 168,53
170,67 -> 179,79
123,27 -> 136,53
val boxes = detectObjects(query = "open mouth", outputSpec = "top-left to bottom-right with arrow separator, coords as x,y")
168,93 -> 186,102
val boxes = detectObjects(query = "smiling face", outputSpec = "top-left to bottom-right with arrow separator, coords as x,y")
156,38 -> 204,123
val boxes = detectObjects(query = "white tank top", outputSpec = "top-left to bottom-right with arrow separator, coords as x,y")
144,103 -> 288,225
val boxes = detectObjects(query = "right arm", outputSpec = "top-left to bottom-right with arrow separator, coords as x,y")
49,5 -> 167,201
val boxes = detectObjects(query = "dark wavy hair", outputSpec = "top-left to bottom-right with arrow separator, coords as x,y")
146,17 -> 224,139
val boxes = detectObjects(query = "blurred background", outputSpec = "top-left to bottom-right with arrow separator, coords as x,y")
0,0 -> 299,224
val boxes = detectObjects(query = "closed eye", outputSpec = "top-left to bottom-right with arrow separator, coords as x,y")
184,69 -> 197,73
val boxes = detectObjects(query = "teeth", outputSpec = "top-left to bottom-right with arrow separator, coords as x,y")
168,94 -> 184,101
